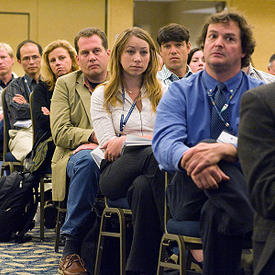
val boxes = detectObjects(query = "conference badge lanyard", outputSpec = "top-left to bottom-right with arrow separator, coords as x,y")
24,76 -> 32,94
206,74 -> 243,136
119,87 -> 137,136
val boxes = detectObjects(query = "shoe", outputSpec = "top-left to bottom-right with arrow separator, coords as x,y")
58,254 -> 88,275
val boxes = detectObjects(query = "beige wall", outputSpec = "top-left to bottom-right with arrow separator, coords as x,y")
134,2 -> 169,44
227,0 -> 275,71
135,0 -> 275,72
108,0 -> 133,49
134,1 -> 223,49
1,0 -> 273,74
0,0 -> 133,76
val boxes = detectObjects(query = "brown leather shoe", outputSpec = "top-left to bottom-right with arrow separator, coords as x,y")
58,254 -> 88,275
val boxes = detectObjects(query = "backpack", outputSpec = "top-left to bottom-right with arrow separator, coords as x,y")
0,171 -> 39,242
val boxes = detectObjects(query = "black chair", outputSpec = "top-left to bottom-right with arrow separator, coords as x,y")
0,88 -> 24,176
54,201 -> 67,252
157,172 -> 202,275
94,197 -> 132,275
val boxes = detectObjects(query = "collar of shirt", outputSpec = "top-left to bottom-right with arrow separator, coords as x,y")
24,74 -> 39,91
158,64 -> 192,83
185,65 -> 193,78
84,76 -> 97,94
202,70 -> 244,101
118,84 -> 147,101
0,74 -> 15,89
83,73 -> 109,94
248,64 -> 275,84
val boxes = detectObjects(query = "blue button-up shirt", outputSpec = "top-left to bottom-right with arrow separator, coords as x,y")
152,70 -> 263,171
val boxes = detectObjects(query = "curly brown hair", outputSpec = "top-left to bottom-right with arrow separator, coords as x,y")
197,10 -> 255,67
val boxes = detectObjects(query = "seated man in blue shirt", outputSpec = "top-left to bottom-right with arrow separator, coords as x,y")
152,11 -> 263,275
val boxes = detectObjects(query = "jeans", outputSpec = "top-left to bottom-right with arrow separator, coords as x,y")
61,150 -> 100,237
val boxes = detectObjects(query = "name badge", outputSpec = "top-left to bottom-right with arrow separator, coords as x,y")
217,131 -> 238,147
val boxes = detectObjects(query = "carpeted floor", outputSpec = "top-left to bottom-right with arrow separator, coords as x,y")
0,225 -> 62,274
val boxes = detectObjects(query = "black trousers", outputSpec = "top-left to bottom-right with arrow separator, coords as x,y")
253,215 -> 275,275
167,161 -> 254,275
100,146 -> 165,274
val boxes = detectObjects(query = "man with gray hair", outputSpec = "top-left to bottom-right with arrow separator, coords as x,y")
0,42 -> 17,153
267,53 -> 275,75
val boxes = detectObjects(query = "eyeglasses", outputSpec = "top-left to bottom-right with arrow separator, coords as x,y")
21,55 -> 41,62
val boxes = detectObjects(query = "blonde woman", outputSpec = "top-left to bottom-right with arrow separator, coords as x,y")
91,27 -> 167,275
31,40 -> 78,174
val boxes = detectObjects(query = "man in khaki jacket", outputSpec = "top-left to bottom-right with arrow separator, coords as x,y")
50,28 -> 110,275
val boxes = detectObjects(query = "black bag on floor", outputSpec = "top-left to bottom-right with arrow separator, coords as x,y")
0,171 -> 39,242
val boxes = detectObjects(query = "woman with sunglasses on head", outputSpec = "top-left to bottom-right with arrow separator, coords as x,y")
91,27 -> 167,275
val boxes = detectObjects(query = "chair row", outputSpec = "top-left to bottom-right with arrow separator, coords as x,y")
94,172 -> 202,275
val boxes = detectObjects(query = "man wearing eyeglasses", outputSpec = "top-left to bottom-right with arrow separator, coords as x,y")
4,40 -> 42,162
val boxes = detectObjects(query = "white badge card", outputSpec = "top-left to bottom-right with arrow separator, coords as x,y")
217,131 -> 238,147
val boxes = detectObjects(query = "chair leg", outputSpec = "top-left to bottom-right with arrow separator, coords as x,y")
55,203 -> 62,253
157,234 -> 187,275
177,235 -> 187,275
94,209 -> 107,275
0,165 -> 5,176
94,208 -> 128,275
40,177 -> 45,240
9,163 -> 14,174
118,210 -> 127,275
157,234 -> 166,275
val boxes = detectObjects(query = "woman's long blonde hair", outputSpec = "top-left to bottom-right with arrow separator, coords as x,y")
104,27 -> 162,112
41,40 -> 78,91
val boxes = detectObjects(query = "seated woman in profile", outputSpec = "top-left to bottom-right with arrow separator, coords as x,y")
30,40 -> 78,174
91,27 -> 167,275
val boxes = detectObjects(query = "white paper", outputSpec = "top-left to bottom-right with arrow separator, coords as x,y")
123,134 -> 152,147
120,135 -> 152,154
13,119 -> 32,128
90,146 -> 105,168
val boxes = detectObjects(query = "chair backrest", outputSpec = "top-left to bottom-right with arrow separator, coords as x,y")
29,92 -> 36,147
1,88 -> 11,160
164,171 -> 169,234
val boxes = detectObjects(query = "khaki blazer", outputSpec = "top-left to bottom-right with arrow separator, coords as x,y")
50,70 -> 93,201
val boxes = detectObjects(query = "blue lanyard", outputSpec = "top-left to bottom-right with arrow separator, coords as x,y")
119,87 -> 137,135
24,76 -> 32,94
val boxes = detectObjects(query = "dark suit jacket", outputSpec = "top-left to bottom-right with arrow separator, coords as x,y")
238,82 -> 275,275
4,76 -> 31,129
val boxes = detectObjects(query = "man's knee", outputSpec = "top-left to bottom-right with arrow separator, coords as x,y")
68,149 -> 99,173
131,175 -> 151,195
